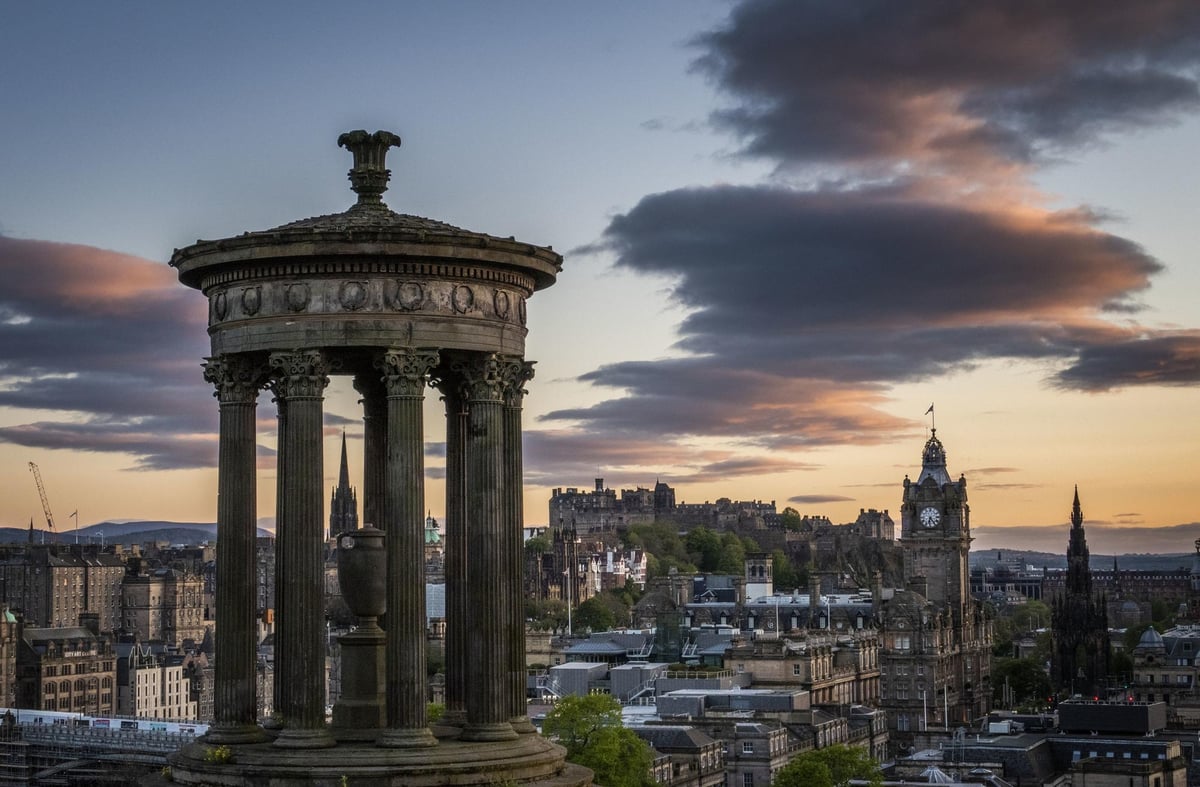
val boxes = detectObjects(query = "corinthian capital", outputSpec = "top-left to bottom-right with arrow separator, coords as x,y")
203,355 -> 268,404
268,350 -> 332,400
499,356 -> 535,407
375,347 -> 440,397
451,353 -> 507,403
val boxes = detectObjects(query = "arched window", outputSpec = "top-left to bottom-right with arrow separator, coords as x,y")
59,680 -> 70,693
74,678 -> 86,692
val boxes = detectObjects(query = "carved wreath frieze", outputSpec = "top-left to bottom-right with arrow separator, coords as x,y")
242,286 -> 261,315
339,281 -> 368,311
452,285 -> 475,314
206,280 -> 527,326
386,280 -> 425,311
286,283 -> 311,312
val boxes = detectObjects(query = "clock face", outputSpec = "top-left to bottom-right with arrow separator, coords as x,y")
920,507 -> 941,528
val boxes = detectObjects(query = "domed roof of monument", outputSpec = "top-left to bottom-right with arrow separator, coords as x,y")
170,129 -> 561,290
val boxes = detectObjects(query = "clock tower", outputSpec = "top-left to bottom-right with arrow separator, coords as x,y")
901,429 -> 971,616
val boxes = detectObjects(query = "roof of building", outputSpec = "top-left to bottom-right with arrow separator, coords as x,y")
632,725 -> 718,751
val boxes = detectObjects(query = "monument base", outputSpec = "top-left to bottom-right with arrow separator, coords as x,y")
147,726 -> 591,787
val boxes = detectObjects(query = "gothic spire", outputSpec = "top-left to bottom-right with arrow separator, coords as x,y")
1071,484 -> 1083,529
338,430 -> 351,490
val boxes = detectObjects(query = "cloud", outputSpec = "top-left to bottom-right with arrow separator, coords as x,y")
1055,331 -> 1200,390
694,0 -> 1200,173
556,183 -> 1183,443
0,235 -> 216,469
521,429 -> 816,488
553,1 -> 1200,459
789,494 -> 855,505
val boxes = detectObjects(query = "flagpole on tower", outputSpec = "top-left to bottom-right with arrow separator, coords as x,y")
925,403 -> 935,431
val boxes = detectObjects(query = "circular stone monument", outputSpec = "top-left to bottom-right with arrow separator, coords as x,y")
154,131 -> 589,786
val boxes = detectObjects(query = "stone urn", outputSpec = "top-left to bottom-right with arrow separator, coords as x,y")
337,525 -> 386,622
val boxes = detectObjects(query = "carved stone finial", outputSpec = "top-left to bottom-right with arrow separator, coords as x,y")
337,129 -> 402,207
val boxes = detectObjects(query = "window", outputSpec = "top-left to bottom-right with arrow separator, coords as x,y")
742,742 -> 754,754
792,664 -> 801,676
743,773 -> 754,787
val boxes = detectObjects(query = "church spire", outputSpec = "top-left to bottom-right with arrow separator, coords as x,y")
338,430 -> 352,489
328,431 -> 359,538
1071,485 -> 1083,528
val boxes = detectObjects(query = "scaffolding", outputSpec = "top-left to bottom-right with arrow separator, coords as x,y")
0,721 -> 198,784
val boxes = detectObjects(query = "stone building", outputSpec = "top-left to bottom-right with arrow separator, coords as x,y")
1050,488 -> 1109,697
116,641 -> 199,720
725,630 -> 881,708
0,607 -> 17,708
0,545 -> 125,630
632,726 -> 725,787
880,429 -> 993,743
548,478 -> 665,532
16,618 -> 116,715
121,565 -> 206,647
1129,625 -> 1200,712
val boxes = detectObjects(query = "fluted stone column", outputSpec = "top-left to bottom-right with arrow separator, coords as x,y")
354,373 -> 387,529
377,348 -> 440,748
269,349 -> 335,749
203,354 -> 269,744
502,358 -> 536,733
431,367 -> 468,728
455,353 -> 517,742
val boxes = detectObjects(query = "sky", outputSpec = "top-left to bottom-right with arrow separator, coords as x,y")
1,1 -> 1198,551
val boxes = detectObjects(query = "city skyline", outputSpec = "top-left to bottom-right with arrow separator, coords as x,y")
1,2 -> 1197,537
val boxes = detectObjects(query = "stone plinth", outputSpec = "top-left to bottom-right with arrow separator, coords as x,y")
153,733 -> 591,787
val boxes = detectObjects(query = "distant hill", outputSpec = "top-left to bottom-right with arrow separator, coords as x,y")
0,520 -> 272,547
970,548 -> 1194,573
974,522 -> 1200,556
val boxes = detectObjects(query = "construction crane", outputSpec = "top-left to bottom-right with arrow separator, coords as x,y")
28,461 -> 56,532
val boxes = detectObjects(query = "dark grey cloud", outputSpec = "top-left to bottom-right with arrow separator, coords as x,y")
554,181 -> 1190,443
0,235 -> 216,469
1055,331 -> 1200,390
694,0 -> 1200,169
789,494 -> 855,505
552,2 -> 1200,461
521,429 -> 815,488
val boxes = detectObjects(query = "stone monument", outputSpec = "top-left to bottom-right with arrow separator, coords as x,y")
156,131 -> 589,785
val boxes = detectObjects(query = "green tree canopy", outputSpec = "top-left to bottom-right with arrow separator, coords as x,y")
992,657 -> 1052,709
771,549 -> 802,592
575,596 -> 617,633
771,744 -> 882,787
686,526 -> 724,572
779,507 -> 804,531
542,695 -> 655,787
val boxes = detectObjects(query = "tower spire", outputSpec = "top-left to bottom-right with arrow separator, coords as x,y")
328,430 -> 359,538
339,430 -> 352,489
1071,485 -> 1083,528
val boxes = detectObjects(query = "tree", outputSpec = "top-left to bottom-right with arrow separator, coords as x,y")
686,526 -> 724,572
992,657 -> 1052,709
772,549 -> 801,592
779,507 -> 804,531
772,744 -> 882,787
575,596 -> 617,633
716,532 -> 747,573
542,695 -> 655,787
